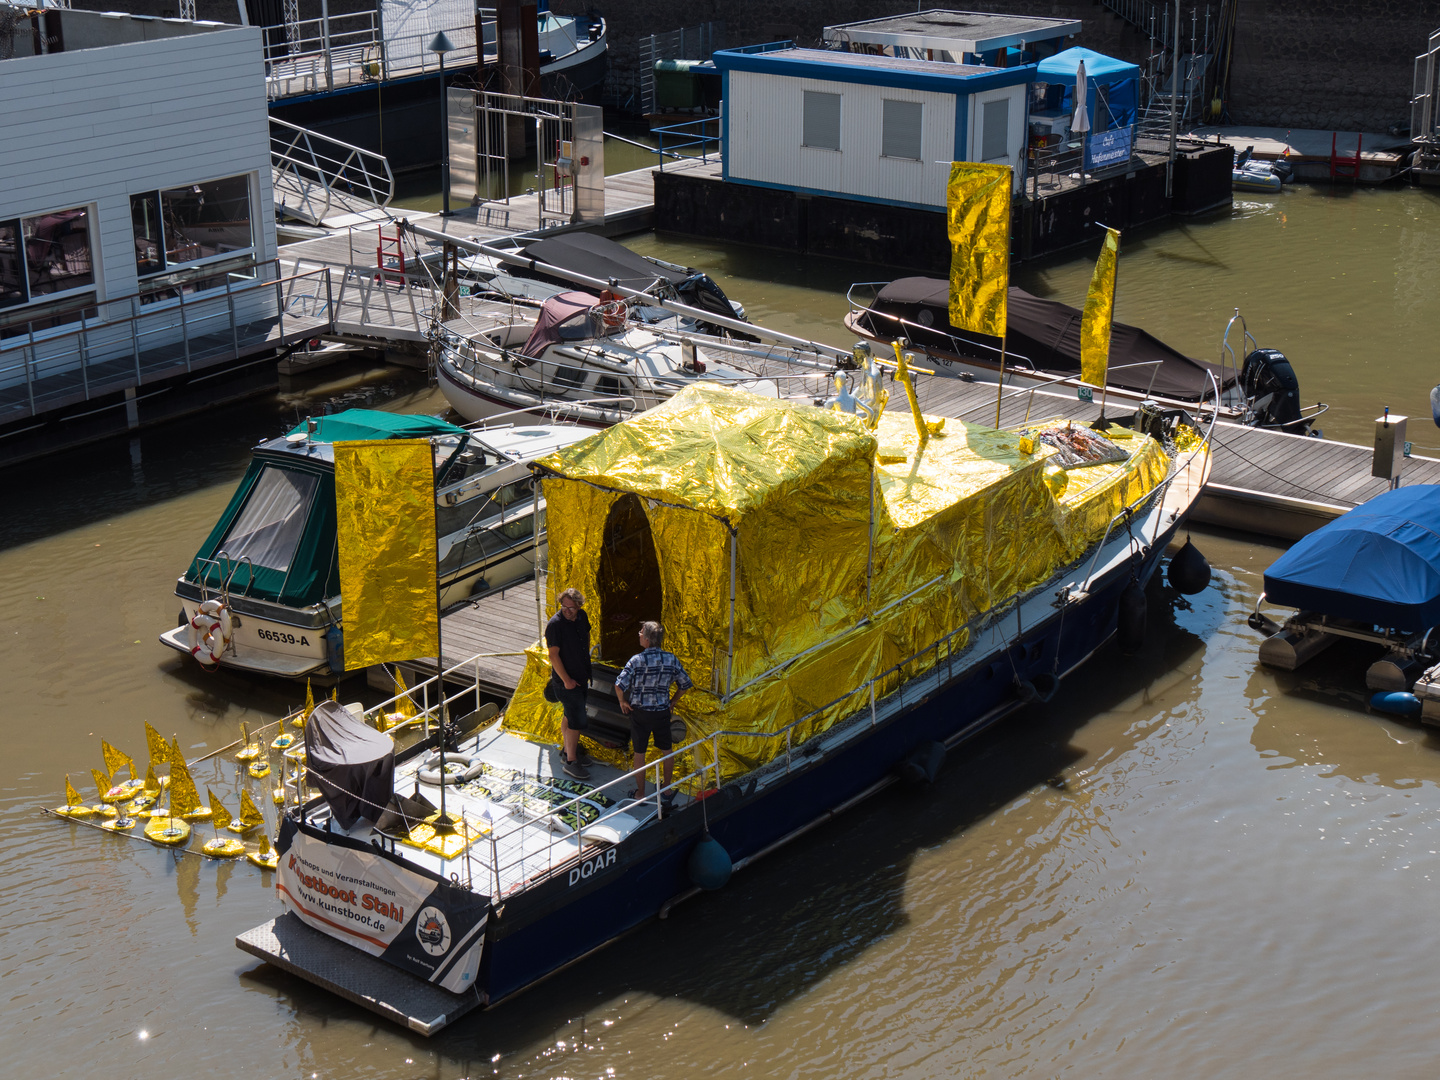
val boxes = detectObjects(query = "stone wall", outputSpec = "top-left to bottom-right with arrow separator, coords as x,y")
1227,0 -> 1439,132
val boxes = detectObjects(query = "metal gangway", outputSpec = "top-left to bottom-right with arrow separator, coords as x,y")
270,118 -> 395,228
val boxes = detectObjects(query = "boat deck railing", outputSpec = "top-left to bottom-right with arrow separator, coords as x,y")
654,118 -> 722,172
335,420 -> 1210,901
271,118 -> 395,224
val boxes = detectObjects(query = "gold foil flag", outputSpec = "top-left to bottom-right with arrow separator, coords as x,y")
231,789 -> 266,834
946,162 -> 1012,338
144,722 -> 170,769
334,439 -> 439,669
91,769 -> 112,800
101,740 -> 135,782
1080,227 -> 1121,389
65,774 -> 83,807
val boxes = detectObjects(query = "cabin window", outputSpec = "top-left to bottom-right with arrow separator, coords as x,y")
981,98 -> 1010,162
0,207 -> 95,309
131,174 -> 255,300
881,99 -> 923,160
216,465 -> 319,573
803,91 -> 842,151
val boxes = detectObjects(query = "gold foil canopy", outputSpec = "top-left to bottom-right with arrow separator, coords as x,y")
505,385 -> 1181,783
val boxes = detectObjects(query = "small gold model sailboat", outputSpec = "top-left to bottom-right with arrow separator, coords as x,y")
228,789 -> 266,835
234,722 -> 263,762
290,680 -> 314,729
246,832 -> 279,871
127,765 -> 162,816
143,813 -> 191,845
168,737 -> 212,822
379,667 -> 419,731
201,790 -> 245,857
272,754 -> 288,806
52,774 -> 97,818
248,756 -> 271,779
87,771 -> 119,818
99,740 -> 145,802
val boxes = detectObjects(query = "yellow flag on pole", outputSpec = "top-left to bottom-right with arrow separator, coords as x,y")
1080,227 -> 1121,388
334,439 -> 439,670
101,740 -> 134,782
946,162 -> 1012,338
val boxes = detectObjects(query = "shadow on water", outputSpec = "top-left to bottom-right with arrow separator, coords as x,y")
237,577 -> 1209,1066
0,366 -> 431,554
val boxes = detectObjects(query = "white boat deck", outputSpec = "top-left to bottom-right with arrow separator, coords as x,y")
327,721 -> 672,898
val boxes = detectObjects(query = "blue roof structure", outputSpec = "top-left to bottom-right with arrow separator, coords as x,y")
1036,46 -> 1140,80
1263,485 -> 1440,631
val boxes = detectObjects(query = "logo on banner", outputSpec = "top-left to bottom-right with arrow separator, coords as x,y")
416,906 -> 452,956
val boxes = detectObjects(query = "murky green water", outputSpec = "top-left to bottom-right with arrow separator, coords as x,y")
5,181 -> 1440,1076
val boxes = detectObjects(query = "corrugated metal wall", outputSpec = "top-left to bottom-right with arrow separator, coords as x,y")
727,71 -> 957,208
0,27 -> 277,311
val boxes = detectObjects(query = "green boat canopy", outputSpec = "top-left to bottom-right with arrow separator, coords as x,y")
289,409 -> 467,444
188,410 -> 466,607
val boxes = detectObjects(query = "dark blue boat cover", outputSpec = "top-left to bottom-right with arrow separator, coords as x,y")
1264,485 -> 1440,630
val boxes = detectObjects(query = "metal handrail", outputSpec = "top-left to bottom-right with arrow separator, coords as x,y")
270,117 -> 395,224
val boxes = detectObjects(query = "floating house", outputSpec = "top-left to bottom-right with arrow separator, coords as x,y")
0,7 -> 327,461
713,44 -> 1036,208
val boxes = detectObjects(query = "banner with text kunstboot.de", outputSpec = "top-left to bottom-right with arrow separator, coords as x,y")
277,821 -> 489,994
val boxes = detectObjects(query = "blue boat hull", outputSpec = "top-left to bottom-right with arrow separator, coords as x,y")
479,522 -> 1177,1005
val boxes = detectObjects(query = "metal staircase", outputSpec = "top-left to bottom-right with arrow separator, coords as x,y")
270,118 -> 395,228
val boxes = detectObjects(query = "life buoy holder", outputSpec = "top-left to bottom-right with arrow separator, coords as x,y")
189,598 -> 232,668
418,752 -> 484,786
595,293 -> 628,331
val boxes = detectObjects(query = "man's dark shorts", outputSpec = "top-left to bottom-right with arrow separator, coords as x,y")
549,674 -> 589,731
629,706 -> 672,753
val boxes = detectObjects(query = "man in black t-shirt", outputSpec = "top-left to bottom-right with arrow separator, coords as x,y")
545,586 -> 593,779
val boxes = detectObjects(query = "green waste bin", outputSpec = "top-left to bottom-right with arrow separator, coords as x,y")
654,59 -> 705,110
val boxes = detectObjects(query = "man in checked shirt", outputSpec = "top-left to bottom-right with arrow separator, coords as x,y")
614,621 -> 693,802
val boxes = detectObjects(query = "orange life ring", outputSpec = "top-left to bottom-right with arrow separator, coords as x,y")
189,598 -> 232,667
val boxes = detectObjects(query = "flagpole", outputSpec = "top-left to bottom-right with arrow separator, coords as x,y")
995,332 -> 1007,429
430,437 -> 456,837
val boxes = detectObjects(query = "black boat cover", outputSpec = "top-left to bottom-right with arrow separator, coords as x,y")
515,233 -> 742,327
857,277 -> 1236,401
304,700 -> 396,830
1263,485 -> 1440,631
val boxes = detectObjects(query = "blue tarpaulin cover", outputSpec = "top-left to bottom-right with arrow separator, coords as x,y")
1037,47 -> 1139,130
1263,485 -> 1440,631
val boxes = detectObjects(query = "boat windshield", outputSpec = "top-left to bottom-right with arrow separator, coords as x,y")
215,465 -> 319,573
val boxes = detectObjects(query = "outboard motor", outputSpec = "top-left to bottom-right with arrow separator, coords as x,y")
1242,348 -> 1308,434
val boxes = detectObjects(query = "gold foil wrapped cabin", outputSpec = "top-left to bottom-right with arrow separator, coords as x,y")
503,385 -> 1174,782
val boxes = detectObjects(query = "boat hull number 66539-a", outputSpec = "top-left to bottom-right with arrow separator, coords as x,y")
257,628 -> 310,646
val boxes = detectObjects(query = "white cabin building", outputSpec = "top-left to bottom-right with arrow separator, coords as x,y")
713,45 -> 1036,210
0,8 -> 320,438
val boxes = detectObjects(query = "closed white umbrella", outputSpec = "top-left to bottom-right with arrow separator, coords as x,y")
1072,59 -> 1091,135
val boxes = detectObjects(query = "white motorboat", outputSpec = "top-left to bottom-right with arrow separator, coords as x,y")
158,409 -> 588,680
434,289 -> 836,426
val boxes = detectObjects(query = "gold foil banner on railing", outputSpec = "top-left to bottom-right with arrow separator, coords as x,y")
334,438 -> 438,669
946,162 -> 1012,338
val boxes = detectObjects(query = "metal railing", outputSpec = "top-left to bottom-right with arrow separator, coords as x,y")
0,262 -> 333,423
655,117 -> 722,172
259,10 -> 479,100
270,117 -> 395,225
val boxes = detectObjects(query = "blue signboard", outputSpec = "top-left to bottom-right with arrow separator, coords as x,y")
1085,126 -> 1133,171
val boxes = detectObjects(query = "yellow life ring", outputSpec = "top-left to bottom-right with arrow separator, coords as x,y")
189,599 -> 232,667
